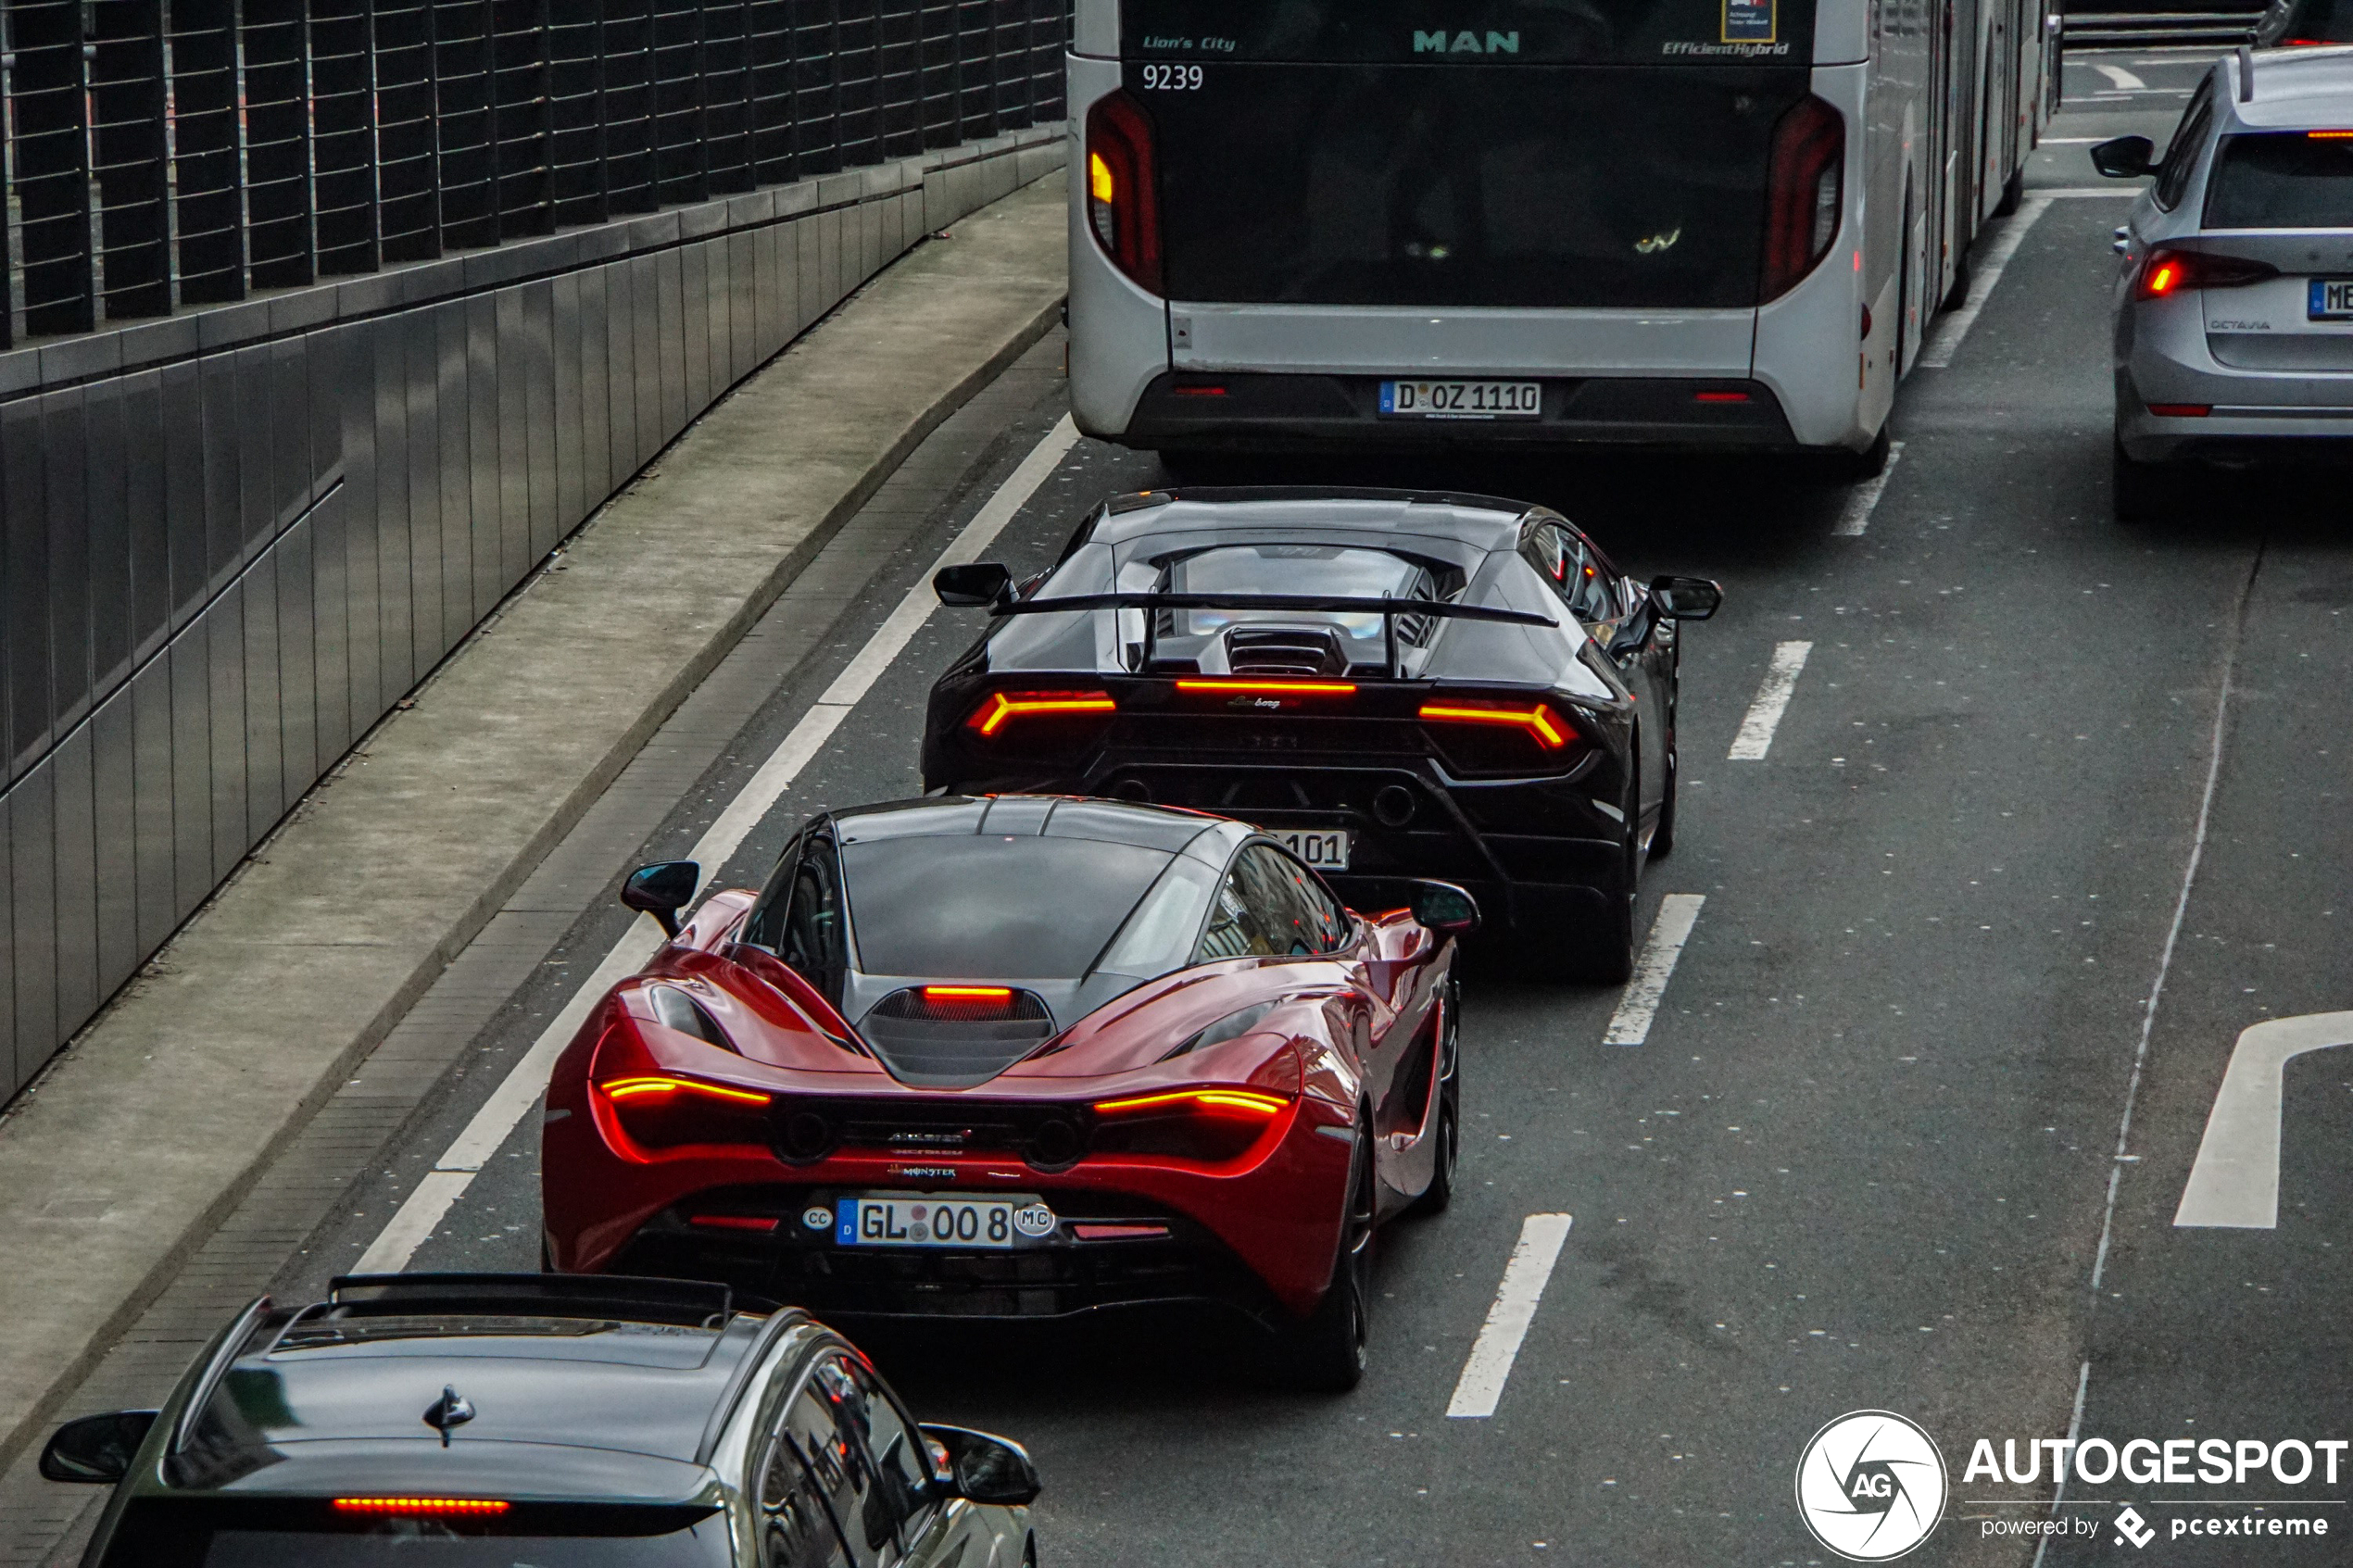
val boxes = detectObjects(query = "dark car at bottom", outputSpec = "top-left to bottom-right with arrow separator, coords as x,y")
918,487 -> 1719,982
40,1273 -> 1039,1568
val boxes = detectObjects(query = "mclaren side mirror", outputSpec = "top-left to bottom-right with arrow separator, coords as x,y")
2090,135 -> 2156,180
40,1410 -> 158,1485
934,562 -> 1013,608
1650,575 -> 1724,621
923,1424 -> 1042,1506
1407,880 -> 1481,937
622,860 -> 699,939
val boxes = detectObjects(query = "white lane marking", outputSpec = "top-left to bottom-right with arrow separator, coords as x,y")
357,415 -> 1083,1272
2040,188 -> 2143,199
1831,439 -> 1905,537
1727,641 -> 1812,760
1603,895 -> 1705,1047
2030,1361 -> 2095,1568
2086,551 -> 2258,1288
2039,136 -> 2106,144
2093,62 -> 2148,90
1446,1213 -> 1574,1419
1919,195 -> 2053,369
2173,1013 -> 2353,1229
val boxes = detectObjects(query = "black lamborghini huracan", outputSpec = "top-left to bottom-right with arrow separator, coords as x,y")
919,489 -> 1719,981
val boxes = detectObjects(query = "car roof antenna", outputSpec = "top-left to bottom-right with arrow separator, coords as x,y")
2239,44 -> 2255,103
423,1386 -> 476,1448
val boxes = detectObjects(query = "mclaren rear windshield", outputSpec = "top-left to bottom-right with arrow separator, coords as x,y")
841,836 -> 1176,980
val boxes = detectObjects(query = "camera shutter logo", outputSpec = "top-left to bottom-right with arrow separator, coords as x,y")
1794,1410 -> 1948,1561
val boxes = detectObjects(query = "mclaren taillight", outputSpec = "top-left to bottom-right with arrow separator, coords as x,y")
596,1073 -> 773,1152
1761,96 -> 1844,301
966,689 -> 1117,738
2135,246 -> 2279,300
1086,91 -> 1163,294
1088,1086 -> 1292,1164
334,1499 -> 511,1517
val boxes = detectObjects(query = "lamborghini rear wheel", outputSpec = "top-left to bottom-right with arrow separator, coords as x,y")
1559,756 -> 1640,985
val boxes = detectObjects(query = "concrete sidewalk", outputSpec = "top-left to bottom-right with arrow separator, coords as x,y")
0,169 -> 1066,1474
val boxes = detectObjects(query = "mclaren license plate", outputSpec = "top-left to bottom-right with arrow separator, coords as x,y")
1273,826 -> 1352,871
2309,278 -> 2353,320
834,1194 -> 1056,1249
1378,380 -> 1541,419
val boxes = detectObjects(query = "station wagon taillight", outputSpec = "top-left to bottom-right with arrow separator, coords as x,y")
1086,91 -> 1163,294
2135,246 -> 2280,300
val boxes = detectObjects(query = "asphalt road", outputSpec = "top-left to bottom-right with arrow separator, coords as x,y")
271,52 -> 2353,1567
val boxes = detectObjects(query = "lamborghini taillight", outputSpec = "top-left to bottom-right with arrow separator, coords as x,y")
964,689 -> 1116,743
1419,698 -> 1584,775
1085,91 -> 1163,294
1088,1086 -> 1292,1165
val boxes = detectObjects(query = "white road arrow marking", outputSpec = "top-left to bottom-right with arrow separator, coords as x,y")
2093,62 -> 2147,90
2172,1011 -> 2353,1230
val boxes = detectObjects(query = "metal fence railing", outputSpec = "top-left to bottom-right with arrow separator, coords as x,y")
0,0 -> 1066,347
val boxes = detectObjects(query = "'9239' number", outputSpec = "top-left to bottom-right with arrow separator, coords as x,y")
1140,64 -> 1203,90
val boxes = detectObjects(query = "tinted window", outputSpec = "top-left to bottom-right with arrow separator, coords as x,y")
761,1414 -> 854,1568
782,1371 -> 888,1568
1199,847 -> 1340,960
1126,0 -> 1813,63
746,836 -> 850,1000
1147,67 -> 1809,308
842,1361 -> 937,1552
1094,855 -> 1221,980
1521,524 -> 1618,627
2283,0 -> 2353,39
1263,850 -> 1352,952
2155,85 -> 2212,211
838,837 -> 1171,980
97,1503 -> 730,1568
2204,132 -> 2353,228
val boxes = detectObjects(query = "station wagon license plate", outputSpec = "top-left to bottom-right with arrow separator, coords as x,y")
835,1195 -> 1055,1249
1273,827 -> 1352,871
1378,380 -> 1541,419
2309,278 -> 2353,320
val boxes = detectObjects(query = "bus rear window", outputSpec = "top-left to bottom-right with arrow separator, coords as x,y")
1125,0 -> 1810,64
2204,132 -> 2353,229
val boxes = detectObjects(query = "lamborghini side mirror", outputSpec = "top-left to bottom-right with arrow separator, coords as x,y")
2091,135 -> 2156,180
934,562 -> 1013,608
1650,576 -> 1723,621
622,860 -> 699,938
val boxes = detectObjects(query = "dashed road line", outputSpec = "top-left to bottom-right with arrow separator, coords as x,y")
353,414 -> 1084,1274
1919,195 -> 2052,369
1831,439 -> 1905,536
1603,895 -> 1705,1047
1446,1213 -> 1574,1419
1728,641 -> 1812,760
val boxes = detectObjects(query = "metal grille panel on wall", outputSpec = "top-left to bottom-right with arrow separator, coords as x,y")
0,0 -> 1069,1102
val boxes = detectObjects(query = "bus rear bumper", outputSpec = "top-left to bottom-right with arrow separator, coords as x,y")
1113,371 -> 1799,453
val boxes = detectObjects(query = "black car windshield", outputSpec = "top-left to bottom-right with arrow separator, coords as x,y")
843,836 -> 1174,979
99,1503 -> 730,1568
2205,132 -> 2353,228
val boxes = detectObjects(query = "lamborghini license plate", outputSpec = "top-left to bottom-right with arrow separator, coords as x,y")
1273,827 -> 1352,871
834,1195 -> 1055,1248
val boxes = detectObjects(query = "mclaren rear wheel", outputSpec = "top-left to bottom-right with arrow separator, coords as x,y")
1407,978 -> 1462,1218
1279,1116 -> 1375,1391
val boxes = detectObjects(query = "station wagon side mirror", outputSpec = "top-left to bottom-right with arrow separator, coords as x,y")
2090,135 -> 2157,180
1406,880 -> 1482,937
922,1424 -> 1042,1506
622,860 -> 700,939
934,562 -> 1013,608
1650,575 -> 1723,621
40,1410 -> 158,1485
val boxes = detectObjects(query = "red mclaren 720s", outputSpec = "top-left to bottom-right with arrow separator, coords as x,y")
541,794 -> 1476,1388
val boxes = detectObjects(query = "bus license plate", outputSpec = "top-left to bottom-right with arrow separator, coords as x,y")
1274,827 -> 1352,871
2309,278 -> 2353,320
1379,380 -> 1541,419
836,1196 -> 1052,1249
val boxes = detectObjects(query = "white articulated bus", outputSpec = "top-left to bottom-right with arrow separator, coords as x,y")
1065,0 -> 2053,472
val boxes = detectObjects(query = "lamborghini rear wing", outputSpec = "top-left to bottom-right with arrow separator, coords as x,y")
990,592 -> 1557,681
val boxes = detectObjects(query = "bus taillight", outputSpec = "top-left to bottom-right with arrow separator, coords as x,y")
1761,97 -> 1844,302
1085,91 -> 1164,295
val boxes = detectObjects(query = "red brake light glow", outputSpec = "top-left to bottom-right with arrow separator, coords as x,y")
690,1213 -> 782,1232
2142,257 -> 2185,297
967,690 -> 1117,736
924,985 -> 1014,999
2309,129 -> 2353,137
1094,1088 -> 1290,1118
1174,679 -> 1356,696
1693,390 -> 1752,404
2136,247 -> 2279,300
334,1499 -> 510,1516
1419,701 -> 1570,749
598,1075 -> 773,1106
2146,403 -> 2212,417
